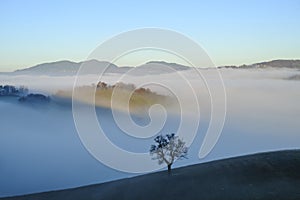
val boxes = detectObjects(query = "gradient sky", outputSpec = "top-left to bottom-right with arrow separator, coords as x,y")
0,0 -> 299,71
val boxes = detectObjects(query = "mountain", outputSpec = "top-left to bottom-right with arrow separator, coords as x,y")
11,60 -> 190,76
252,60 -> 300,69
2,150 -> 300,200
4,59 -> 300,76
121,61 -> 190,76
145,61 -> 191,71
13,60 -> 123,76
220,59 -> 300,69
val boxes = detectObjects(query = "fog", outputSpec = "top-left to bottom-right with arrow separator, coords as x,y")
0,68 -> 300,197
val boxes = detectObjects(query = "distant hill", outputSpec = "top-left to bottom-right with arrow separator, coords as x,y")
3,59 -> 300,76
221,59 -> 300,69
123,61 -> 190,76
13,60 -> 123,76
145,61 -> 191,71
252,60 -> 300,68
11,60 -> 190,76
2,150 -> 300,200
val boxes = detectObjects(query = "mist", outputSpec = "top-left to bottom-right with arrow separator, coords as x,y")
0,67 -> 299,197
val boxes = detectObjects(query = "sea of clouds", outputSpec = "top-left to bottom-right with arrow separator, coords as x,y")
0,68 -> 299,197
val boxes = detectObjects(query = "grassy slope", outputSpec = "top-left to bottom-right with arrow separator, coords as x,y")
2,150 -> 300,200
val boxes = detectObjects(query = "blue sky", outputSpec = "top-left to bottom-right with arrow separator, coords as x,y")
0,0 -> 299,71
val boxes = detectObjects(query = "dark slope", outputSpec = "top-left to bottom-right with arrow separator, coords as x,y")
2,150 -> 300,200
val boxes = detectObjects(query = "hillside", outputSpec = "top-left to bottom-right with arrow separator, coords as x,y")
2,150 -> 300,200
252,60 -> 300,69
13,60 -> 122,76
221,59 -> 300,69
5,59 -> 300,76
11,60 -> 190,76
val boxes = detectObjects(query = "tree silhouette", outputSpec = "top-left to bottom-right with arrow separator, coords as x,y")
150,133 -> 188,174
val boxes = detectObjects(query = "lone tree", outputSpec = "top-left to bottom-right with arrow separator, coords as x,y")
150,133 -> 188,173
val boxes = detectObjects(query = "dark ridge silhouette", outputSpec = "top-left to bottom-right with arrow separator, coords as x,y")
2,150 -> 300,200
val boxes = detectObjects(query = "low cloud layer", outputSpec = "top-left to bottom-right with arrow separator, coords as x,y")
0,68 -> 299,197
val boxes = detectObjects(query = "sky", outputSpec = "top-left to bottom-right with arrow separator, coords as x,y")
0,0 -> 299,71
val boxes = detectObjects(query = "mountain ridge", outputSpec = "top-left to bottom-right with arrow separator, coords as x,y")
11,60 -> 191,76
2,59 -> 300,76
220,59 -> 300,69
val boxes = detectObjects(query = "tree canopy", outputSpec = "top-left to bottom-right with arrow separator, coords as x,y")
150,133 -> 188,173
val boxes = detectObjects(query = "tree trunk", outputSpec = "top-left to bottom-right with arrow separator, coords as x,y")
167,163 -> 172,175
